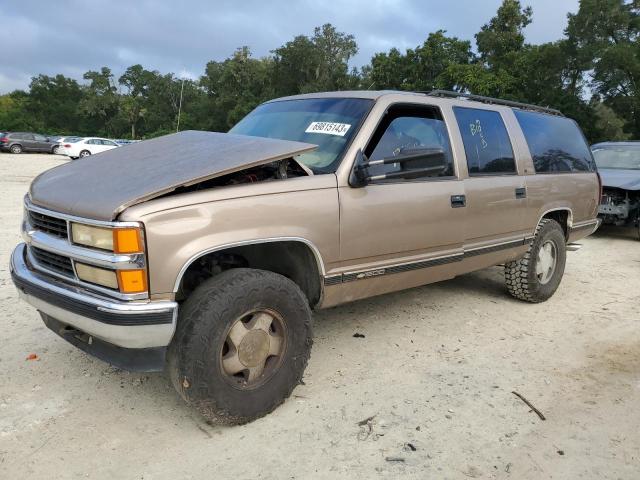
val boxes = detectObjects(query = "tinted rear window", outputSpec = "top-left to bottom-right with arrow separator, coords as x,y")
453,107 -> 516,175
514,110 -> 595,173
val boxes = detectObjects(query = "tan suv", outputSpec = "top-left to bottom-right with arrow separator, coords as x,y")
11,90 -> 601,424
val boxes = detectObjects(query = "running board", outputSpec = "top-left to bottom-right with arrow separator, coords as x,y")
566,243 -> 582,252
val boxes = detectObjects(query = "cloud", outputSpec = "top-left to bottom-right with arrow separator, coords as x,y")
0,0 -> 579,93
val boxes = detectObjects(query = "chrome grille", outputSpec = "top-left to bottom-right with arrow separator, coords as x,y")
28,210 -> 68,238
31,246 -> 74,277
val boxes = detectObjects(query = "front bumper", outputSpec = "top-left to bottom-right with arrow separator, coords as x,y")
10,243 -> 178,351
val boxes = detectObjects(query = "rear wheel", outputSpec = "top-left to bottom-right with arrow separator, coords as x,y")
10,144 -> 22,154
79,150 -> 91,158
167,268 -> 313,425
504,219 -> 566,303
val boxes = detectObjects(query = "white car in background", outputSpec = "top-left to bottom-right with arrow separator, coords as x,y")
52,136 -> 83,154
60,137 -> 120,159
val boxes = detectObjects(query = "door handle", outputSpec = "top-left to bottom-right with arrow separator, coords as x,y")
515,187 -> 527,199
451,195 -> 466,208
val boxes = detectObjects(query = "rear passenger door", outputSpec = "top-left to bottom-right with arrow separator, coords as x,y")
21,133 -> 37,151
453,107 -> 528,249
85,139 -> 101,153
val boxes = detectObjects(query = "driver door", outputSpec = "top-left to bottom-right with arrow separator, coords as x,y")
337,103 -> 466,293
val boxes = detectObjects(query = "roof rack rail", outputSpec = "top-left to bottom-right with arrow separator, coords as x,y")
424,90 -> 564,117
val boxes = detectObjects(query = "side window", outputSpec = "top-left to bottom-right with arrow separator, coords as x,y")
514,110 -> 595,173
34,134 -> 46,141
103,140 -> 117,146
453,107 -> 516,175
86,139 -> 97,145
22,133 -> 35,141
364,105 -> 455,181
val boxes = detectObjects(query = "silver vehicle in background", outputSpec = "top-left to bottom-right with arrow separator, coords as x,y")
592,141 -> 640,239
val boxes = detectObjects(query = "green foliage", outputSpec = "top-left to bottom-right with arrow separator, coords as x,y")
475,0 -> 532,68
366,31 -> 473,91
26,74 -> 83,133
1,9 -> 639,143
566,0 -> 640,137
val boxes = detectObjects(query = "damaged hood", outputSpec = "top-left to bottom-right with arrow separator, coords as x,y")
29,131 -> 316,220
599,168 -> 640,191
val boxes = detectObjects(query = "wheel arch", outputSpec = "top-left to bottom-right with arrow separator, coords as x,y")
536,207 -> 573,240
173,237 -> 326,308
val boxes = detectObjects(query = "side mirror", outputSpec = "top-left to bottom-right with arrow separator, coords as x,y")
348,149 -> 369,188
349,147 -> 448,187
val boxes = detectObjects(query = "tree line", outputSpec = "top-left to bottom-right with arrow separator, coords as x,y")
0,0 -> 638,143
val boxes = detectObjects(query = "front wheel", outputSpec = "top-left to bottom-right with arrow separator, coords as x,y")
52,145 -> 60,154
504,218 -> 567,303
167,268 -> 313,425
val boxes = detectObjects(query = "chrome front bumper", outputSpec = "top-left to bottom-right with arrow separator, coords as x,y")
11,243 -> 178,349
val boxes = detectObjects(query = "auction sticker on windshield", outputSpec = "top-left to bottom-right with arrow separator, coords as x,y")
305,122 -> 351,136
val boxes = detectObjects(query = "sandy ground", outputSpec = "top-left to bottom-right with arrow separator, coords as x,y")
0,152 -> 639,479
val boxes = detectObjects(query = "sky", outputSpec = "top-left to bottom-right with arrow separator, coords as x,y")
0,0 -> 580,94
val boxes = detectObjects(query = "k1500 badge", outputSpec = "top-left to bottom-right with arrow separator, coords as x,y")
356,269 -> 386,279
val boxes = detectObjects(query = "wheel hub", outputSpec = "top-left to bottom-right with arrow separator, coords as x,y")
536,240 -> 557,285
220,309 -> 286,387
238,330 -> 270,367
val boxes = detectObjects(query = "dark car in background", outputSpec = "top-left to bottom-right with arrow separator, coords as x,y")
592,141 -> 640,239
0,132 -> 57,154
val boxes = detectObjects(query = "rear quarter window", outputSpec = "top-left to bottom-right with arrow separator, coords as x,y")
514,110 -> 595,173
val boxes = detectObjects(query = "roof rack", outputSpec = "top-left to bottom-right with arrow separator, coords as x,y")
424,90 -> 564,117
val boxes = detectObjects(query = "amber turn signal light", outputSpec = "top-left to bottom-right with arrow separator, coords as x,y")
117,269 -> 147,294
113,228 -> 143,254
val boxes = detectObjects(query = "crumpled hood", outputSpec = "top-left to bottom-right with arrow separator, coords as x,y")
599,168 -> 640,191
29,130 -> 316,221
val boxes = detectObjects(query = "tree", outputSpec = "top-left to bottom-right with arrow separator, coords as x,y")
476,0 -> 533,69
26,74 -> 83,133
201,47 -> 273,130
79,67 -> 119,135
592,100 -> 632,142
272,35 -> 320,96
366,31 -> 473,91
0,91 -> 33,131
118,64 -> 154,138
271,24 -> 359,94
567,0 -> 640,137
310,23 -> 358,91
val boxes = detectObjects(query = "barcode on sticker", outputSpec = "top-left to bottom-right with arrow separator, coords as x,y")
305,122 -> 351,136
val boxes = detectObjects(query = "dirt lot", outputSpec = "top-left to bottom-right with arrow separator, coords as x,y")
0,152 -> 639,479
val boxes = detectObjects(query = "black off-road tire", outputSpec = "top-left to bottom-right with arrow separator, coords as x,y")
167,268 -> 313,425
504,219 -> 567,303
10,144 -> 22,154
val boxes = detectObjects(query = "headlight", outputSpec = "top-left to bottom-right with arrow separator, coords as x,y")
71,224 -> 143,254
71,224 -> 113,250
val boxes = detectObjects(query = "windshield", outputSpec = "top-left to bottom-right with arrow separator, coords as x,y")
229,98 -> 373,173
592,146 -> 640,170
